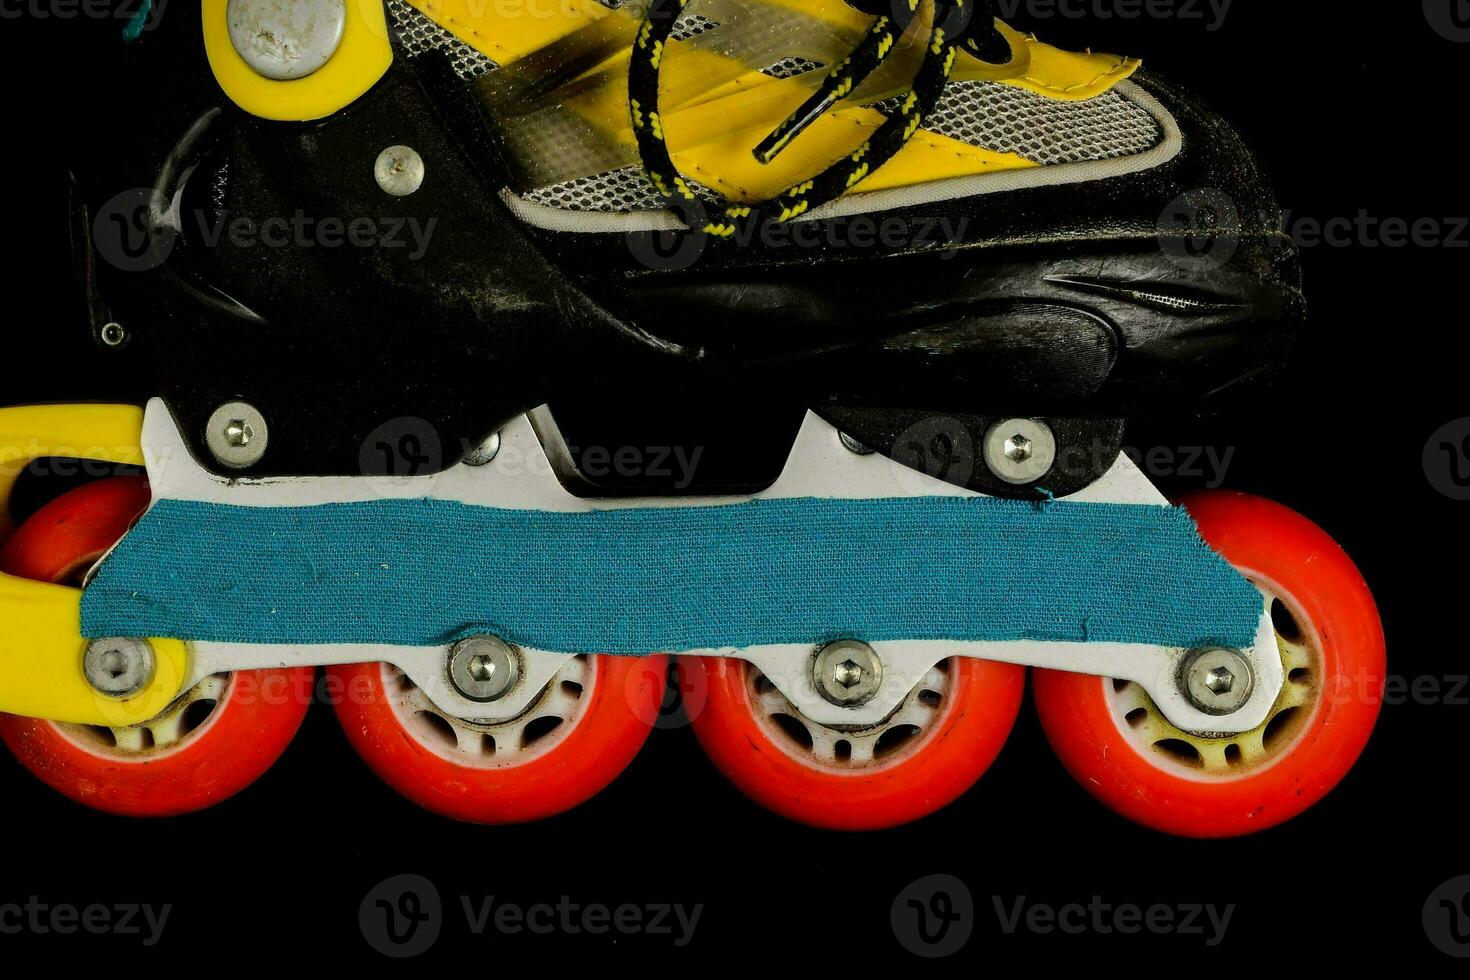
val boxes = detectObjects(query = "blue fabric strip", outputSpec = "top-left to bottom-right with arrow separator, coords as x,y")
122,0 -> 153,42
80,496 -> 1261,653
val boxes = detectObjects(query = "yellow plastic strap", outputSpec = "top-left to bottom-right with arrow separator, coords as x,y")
202,0 -> 393,121
0,404 -> 189,726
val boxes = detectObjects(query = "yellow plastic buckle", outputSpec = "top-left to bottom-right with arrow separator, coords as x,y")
0,405 -> 188,726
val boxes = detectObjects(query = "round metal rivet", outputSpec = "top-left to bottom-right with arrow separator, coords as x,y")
100,322 -> 127,348
227,0 -> 348,81
375,146 -> 426,197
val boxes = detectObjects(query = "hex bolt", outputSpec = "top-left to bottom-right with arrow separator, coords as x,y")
813,639 -> 884,708
375,146 -> 426,198
983,419 -> 1056,485
1004,432 -> 1034,463
1179,647 -> 1255,716
227,0 -> 348,80
205,401 -> 269,470
83,638 -> 156,699
448,635 -> 522,703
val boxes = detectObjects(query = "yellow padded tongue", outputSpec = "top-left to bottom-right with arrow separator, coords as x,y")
414,0 -> 1142,202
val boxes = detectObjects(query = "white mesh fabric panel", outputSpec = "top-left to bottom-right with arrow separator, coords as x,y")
521,166 -> 721,213
923,80 -> 1162,167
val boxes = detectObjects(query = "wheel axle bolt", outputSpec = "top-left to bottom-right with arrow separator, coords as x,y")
84,638 -> 156,699
448,635 -> 522,703
813,640 -> 884,707
1179,647 -> 1254,716
832,659 -> 866,689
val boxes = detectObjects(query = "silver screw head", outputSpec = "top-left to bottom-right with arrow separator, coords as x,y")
448,635 -> 522,703
1204,666 -> 1236,695
205,401 -> 269,470
813,639 -> 884,707
462,431 -> 502,467
1003,432 -> 1034,463
227,0 -> 348,81
1179,647 -> 1254,716
224,418 -> 254,449
375,146 -> 426,197
983,419 -> 1056,485
84,638 -> 156,699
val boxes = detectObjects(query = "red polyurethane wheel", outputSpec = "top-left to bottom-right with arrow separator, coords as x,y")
685,655 -> 1025,831
327,654 -> 667,824
0,476 -> 313,818
1033,491 -> 1385,838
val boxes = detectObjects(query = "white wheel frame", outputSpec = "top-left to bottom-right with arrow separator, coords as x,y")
105,399 -> 1283,735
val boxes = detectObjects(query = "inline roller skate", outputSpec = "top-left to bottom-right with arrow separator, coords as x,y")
0,0 -> 1384,834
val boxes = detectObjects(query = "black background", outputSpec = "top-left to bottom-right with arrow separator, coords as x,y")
1,0 -> 1466,968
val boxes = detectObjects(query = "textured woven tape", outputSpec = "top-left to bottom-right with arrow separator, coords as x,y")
80,496 -> 1261,652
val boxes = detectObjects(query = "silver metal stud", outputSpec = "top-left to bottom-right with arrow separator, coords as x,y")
374,146 -> 426,197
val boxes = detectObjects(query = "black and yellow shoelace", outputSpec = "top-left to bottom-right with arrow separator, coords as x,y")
628,0 -> 1007,238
